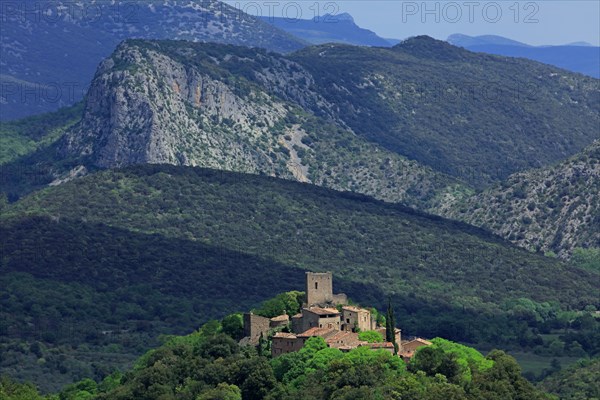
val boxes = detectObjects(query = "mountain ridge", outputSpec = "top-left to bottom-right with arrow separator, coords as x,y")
59,37 -> 600,188
0,0 -> 307,120
32,38 -> 464,211
448,34 -> 600,78
259,12 -> 393,47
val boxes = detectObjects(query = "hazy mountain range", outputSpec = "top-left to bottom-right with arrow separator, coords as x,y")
0,0 -> 305,120
448,34 -> 600,78
3,2 -> 597,122
260,12 -> 394,47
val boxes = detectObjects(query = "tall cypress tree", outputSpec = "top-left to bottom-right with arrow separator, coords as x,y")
385,299 -> 394,342
386,298 -> 398,355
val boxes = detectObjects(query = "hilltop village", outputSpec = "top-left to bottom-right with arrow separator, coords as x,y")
241,272 -> 431,359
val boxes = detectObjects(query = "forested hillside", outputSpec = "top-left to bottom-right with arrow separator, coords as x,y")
2,165 -> 598,389
0,313 -> 554,400
290,36 -> 599,187
442,141 -> 599,258
539,358 -> 600,399
0,104 -> 82,165
4,36 -> 598,213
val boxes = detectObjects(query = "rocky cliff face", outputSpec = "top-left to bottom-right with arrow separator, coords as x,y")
64,42 -> 287,173
441,142 -> 600,258
61,40 -> 461,209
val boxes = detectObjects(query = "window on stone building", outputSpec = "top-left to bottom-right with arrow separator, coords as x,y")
315,282 -> 318,290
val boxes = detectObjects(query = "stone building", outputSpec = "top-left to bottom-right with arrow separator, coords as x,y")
361,342 -> 396,354
244,272 -> 429,359
272,332 -> 305,356
291,313 -> 303,333
242,312 -> 290,345
269,314 -> 290,329
272,327 -> 367,357
341,306 -> 375,332
322,330 -> 364,350
305,272 -> 347,307
243,313 -> 271,345
300,307 -> 341,332
376,327 -> 402,345
399,338 -> 432,359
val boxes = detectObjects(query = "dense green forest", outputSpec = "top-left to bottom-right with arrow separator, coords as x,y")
0,103 -> 82,165
539,357 -> 600,399
442,141 -> 600,258
0,217 -> 307,390
2,165 -> 598,389
0,303 -> 558,400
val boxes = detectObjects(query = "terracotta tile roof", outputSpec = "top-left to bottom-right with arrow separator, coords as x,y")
326,331 -> 352,342
304,307 -> 340,316
407,338 -> 432,346
270,314 -> 290,322
342,306 -> 367,312
363,342 -> 395,349
273,332 -> 297,339
325,331 -> 363,348
292,313 -> 303,319
297,327 -> 338,339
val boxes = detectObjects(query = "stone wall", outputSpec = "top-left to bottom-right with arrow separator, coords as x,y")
332,293 -> 348,305
342,307 -> 373,332
243,313 -> 271,345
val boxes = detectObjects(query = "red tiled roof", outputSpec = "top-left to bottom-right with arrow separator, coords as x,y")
363,342 -> 395,349
326,331 -> 353,342
304,307 -> 340,316
297,327 -> 338,338
270,314 -> 290,322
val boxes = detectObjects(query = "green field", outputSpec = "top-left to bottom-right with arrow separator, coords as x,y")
509,351 -> 581,376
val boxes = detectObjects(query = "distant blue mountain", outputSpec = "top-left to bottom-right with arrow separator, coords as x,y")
448,34 -> 531,48
448,34 -> 599,78
260,13 -> 394,47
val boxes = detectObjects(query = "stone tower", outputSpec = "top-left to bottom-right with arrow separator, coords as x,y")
305,272 -> 333,307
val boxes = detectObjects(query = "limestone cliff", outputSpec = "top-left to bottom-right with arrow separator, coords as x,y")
61,40 -> 460,209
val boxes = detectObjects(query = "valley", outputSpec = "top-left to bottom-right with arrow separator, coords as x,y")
2,165 -> 598,391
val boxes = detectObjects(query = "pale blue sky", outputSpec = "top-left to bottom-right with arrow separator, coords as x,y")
226,1 -> 600,46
